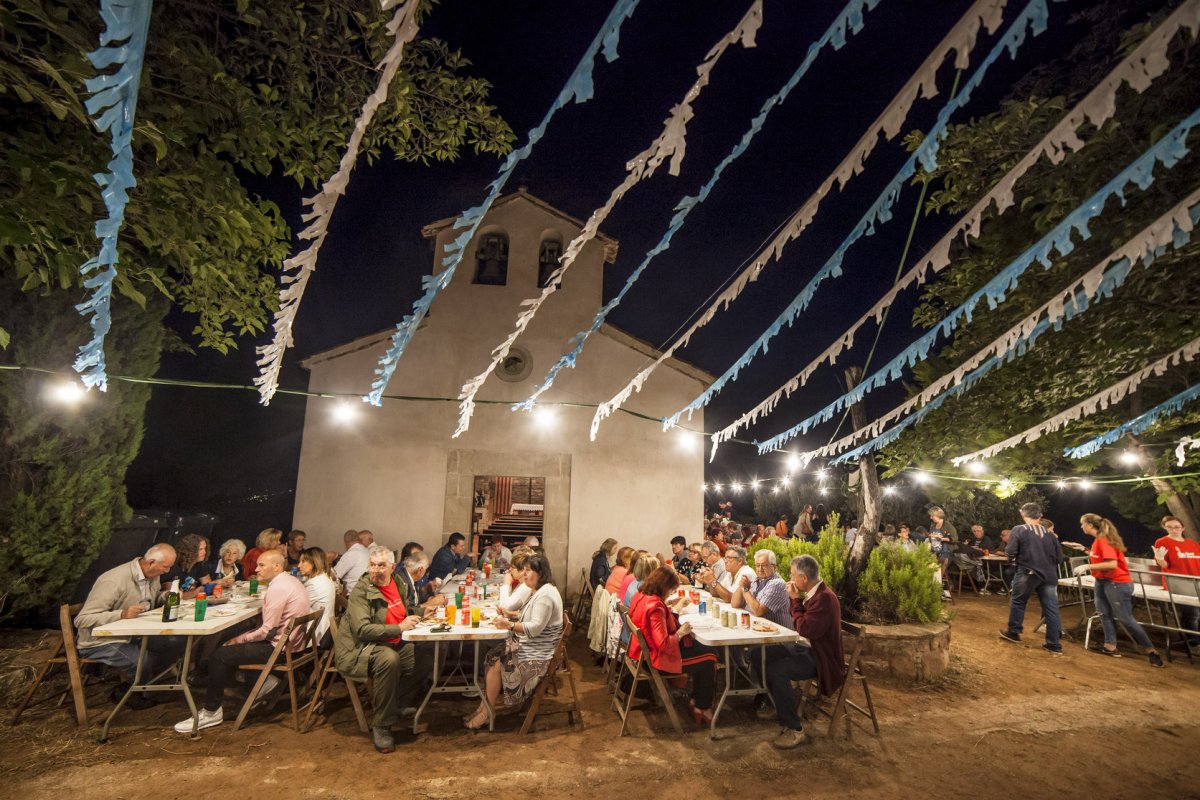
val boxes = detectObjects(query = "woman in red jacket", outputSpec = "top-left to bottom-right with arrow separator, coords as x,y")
628,566 -> 718,724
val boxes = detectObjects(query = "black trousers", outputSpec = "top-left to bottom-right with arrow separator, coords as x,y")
204,641 -> 275,711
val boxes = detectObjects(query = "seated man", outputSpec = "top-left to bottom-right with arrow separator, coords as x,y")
334,529 -> 371,595
968,524 -> 995,554
429,532 -> 471,580
701,545 -> 756,603
173,550 -> 310,732
334,545 -> 423,753
731,549 -> 790,626
479,537 -> 512,571
396,551 -> 448,613
757,554 -> 845,750
75,543 -> 182,706
691,541 -> 727,595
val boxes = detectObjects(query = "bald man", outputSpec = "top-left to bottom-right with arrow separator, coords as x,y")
173,550 -> 310,732
76,543 -> 184,704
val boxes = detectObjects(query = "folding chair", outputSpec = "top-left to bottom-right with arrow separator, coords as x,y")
11,603 -> 107,727
605,611 -> 630,696
571,570 -> 594,629
610,606 -> 684,736
519,612 -> 583,734
300,614 -> 368,733
801,621 -> 880,739
234,610 -> 323,731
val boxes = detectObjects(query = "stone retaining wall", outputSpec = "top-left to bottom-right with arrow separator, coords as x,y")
854,622 -> 951,682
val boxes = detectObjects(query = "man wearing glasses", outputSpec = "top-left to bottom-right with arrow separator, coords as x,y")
732,550 -> 791,626
697,545 -> 757,602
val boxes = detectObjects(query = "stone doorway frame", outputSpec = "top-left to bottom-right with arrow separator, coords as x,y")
443,449 -> 571,588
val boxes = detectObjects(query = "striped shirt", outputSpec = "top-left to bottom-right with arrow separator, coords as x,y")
749,575 -> 791,627
516,584 -> 563,663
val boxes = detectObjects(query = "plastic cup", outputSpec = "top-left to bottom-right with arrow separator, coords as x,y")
248,578 -> 259,596
471,608 -> 481,628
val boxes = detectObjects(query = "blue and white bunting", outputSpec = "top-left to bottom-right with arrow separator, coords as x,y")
365,0 -> 640,406
73,0 -> 154,391
517,0 -> 890,417
1066,382 -> 1200,460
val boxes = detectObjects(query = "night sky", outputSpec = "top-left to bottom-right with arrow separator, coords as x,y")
126,0 -> 1119,541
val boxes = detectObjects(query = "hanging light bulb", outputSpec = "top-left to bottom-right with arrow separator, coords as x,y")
1119,451 -> 1140,466
332,401 -> 358,424
965,461 -> 987,475
912,470 -> 932,485
1078,479 -> 1095,490
786,453 -> 801,473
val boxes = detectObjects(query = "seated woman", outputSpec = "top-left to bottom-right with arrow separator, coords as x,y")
618,555 -> 660,649
466,554 -> 563,729
242,528 -> 283,578
604,546 -> 635,597
497,552 -> 533,617
163,534 -> 214,599
619,550 -> 647,601
299,547 -> 339,646
211,539 -> 245,586
628,566 -> 719,725
590,538 -> 618,590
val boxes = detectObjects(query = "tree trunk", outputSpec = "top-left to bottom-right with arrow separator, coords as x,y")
844,366 -> 881,602
1126,433 -> 1200,543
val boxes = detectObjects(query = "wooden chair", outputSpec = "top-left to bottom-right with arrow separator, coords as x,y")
610,606 -> 684,736
234,609 -> 323,731
11,603 -> 106,727
571,570 -> 594,630
955,566 -> 980,596
300,614 -> 368,734
800,621 -> 880,739
519,612 -> 583,734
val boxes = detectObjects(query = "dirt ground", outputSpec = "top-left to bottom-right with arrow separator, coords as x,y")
2,594 -> 1198,800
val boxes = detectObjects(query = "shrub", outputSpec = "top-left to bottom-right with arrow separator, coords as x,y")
749,512 -> 848,595
857,543 -> 944,625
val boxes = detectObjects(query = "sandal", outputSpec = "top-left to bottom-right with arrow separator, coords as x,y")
464,709 -> 490,730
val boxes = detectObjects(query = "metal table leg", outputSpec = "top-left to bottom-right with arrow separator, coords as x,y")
99,637 -> 148,743
412,639 -> 441,735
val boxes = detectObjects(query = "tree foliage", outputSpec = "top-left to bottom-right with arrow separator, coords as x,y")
877,0 -> 1200,527
0,0 -> 514,352
0,0 -> 513,617
857,542 -> 943,625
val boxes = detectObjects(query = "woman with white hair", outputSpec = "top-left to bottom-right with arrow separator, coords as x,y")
212,538 -> 247,586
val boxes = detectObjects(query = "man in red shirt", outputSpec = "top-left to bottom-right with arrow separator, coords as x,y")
1153,515 -> 1200,647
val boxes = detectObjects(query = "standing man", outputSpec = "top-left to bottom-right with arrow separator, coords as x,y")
335,545 -> 424,753
334,529 -> 370,595
429,532 -> 471,579
757,555 -> 844,750
999,502 -> 1063,654
732,550 -> 791,626
75,543 -> 181,706
173,550 -> 310,732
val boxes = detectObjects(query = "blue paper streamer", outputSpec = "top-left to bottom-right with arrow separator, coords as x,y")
667,0 -> 1055,428
516,0 -> 888,412
1065,383 -> 1200,459
756,103 -> 1200,455
73,0 -> 154,391
365,0 -> 639,406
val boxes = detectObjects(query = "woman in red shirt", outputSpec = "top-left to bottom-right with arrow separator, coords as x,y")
1069,514 -> 1163,667
627,566 -> 718,724
1153,515 -> 1200,646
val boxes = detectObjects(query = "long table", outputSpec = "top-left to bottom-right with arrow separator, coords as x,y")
1057,573 -> 1199,652
674,589 -> 804,739
93,595 -> 262,741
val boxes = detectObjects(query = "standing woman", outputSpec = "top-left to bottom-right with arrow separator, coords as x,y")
797,505 -> 815,541
809,504 -> 828,541
629,566 -> 719,725
466,554 -> 563,729
1068,514 -> 1164,667
591,538 -> 618,590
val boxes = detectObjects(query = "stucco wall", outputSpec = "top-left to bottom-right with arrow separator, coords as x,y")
292,193 -> 707,597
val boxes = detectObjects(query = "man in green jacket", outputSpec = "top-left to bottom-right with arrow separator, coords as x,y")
335,544 -> 423,753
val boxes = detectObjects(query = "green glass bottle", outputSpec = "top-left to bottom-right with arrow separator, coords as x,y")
161,579 -> 181,622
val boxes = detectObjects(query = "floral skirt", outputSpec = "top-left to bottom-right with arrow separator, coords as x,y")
484,639 -> 552,708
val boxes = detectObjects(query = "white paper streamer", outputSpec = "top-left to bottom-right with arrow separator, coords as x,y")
950,337 -> 1200,464
788,188 -> 1200,466
710,0 -> 1200,453
451,1 -> 763,437
588,0 -> 1011,441
1177,435 -> 1200,467
254,0 -> 420,405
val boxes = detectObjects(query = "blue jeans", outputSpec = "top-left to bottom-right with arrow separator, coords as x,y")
1006,569 -> 1061,649
81,637 -> 184,681
1094,580 -> 1154,649
757,643 -> 817,731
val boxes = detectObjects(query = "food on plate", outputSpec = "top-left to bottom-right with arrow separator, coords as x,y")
750,620 -> 776,633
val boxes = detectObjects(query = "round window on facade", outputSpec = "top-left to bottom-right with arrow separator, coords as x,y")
495,345 -> 533,383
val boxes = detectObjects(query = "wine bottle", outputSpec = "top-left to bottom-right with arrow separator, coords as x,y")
162,578 -> 181,622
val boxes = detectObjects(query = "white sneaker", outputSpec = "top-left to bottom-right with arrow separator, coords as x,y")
979,588 -> 992,596
174,706 -> 223,733
259,674 -> 281,697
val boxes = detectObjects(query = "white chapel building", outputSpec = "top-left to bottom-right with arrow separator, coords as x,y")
292,189 -> 711,595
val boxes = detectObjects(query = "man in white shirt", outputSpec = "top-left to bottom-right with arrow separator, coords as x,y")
334,529 -> 371,595
700,545 -> 756,602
